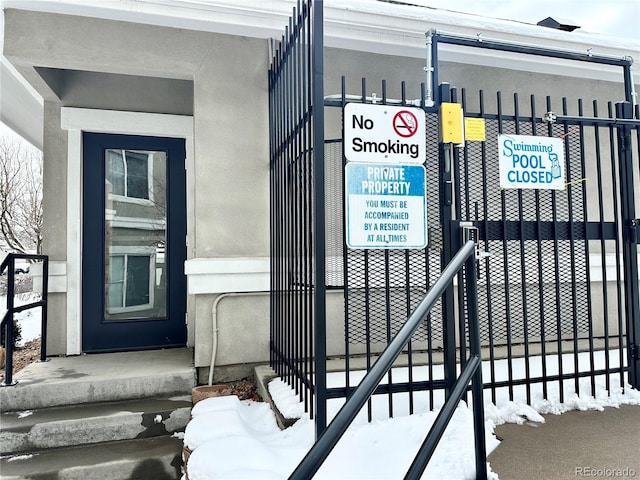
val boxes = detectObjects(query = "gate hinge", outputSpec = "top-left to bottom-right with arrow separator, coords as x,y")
631,344 -> 640,361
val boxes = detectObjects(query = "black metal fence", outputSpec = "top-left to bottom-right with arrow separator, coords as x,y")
269,0 -> 327,431
322,78 -> 640,410
269,10 -> 640,440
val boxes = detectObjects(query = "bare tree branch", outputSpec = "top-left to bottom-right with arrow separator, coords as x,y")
0,136 -> 43,255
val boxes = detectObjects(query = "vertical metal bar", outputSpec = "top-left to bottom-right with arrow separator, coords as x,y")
478,89 -> 497,404
548,95 -> 564,403
497,91 -> 515,401
303,0 -> 312,414
312,0 -> 327,436
577,99 -> 596,397
562,97 -> 580,397
4,257 -> 16,385
616,101 -> 640,390
360,76 -> 374,422
301,1 -> 311,413
404,76 -> 415,414
275,41 -> 282,379
431,34 -> 440,107
608,101 -> 625,390
514,92 -> 532,405
623,62 -> 635,105
341,75 -> 351,404
305,0 -> 315,418
268,55 -> 275,371
457,88 -> 468,385
439,82 -> 457,399
465,241 -> 488,480
381,79 -> 394,418
531,94 -> 548,399
421,82 -> 435,411
281,24 -> 291,389
365,248 -> 373,422
291,7 -> 301,404
405,249 -> 414,415
592,99 -> 611,393
384,248 -> 394,418
40,258 -> 49,362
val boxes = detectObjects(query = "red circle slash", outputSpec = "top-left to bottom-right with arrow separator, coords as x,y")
393,110 -> 419,138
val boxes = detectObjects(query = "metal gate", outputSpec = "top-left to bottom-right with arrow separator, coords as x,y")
451,86 -> 640,404
323,74 -> 639,412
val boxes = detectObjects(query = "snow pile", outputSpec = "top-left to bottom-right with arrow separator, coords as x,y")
182,350 -> 640,480
184,394 -> 499,480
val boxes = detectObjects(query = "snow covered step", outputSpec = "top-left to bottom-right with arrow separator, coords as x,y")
0,396 -> 192,455
0,435 -> 184,480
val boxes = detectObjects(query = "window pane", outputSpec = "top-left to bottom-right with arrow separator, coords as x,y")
107,255 -> 125,308
104,149 -> 167,320
125,151 -> 149,199
106,150 -> 125,196
125,256 -> 151,307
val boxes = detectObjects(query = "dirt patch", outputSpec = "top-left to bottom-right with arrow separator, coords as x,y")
0,337 -> 41,384
226,378 -> 261,402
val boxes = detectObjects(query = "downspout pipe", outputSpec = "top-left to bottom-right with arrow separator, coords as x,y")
208,291 -> 266,386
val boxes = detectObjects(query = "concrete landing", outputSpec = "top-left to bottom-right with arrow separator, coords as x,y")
488,404 -> 640,480
0,348 -> 196,410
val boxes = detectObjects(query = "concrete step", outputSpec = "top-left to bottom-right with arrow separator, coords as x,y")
0,349 -> 196,411
0,436 -> 184,480
1,395 -> 192,455
0,349 -> 195,479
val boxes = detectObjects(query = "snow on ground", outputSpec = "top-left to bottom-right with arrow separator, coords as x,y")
183,350 -> 640,480
1,294 -> 42,345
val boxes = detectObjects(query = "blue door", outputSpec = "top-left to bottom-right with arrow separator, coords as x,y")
82,133 -> 187,352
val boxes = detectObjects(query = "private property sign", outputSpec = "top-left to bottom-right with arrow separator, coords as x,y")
498,134 -> 565,190
344,103 -> 426,163
345,162 -> 427,249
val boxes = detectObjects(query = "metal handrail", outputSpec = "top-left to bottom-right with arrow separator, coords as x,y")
289,240 -> 487,479
1,253 -> 49,386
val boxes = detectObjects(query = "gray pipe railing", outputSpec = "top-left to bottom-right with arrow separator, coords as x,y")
1,253 -> 49,386
289,240 -> 487,479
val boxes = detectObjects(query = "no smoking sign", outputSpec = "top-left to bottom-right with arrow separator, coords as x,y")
344,103 -> 426,164
393,110 -> 419,138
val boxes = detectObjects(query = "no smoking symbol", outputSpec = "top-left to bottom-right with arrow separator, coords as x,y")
393,110 -> 419,138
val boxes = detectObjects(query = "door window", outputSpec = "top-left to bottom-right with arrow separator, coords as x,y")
104,149 -> 167,321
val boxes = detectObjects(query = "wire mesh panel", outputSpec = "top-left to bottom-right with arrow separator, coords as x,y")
322,79 -> 450,417
327,105 -> 444,346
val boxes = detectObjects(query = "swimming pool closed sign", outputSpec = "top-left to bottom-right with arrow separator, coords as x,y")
498,134 -> 565,190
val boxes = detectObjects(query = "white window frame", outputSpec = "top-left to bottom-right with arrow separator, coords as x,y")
106,245 -> 156,314
107,149 -> 155,206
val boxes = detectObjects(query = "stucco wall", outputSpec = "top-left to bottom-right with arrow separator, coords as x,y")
3,9 -> 272,358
